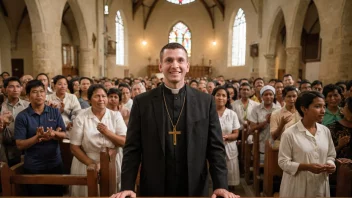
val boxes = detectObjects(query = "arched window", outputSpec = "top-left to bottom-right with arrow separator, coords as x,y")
166,0 -> 195,5
169,22 -> 191,57
232,8 -> 246,66
115,11 -> 124,65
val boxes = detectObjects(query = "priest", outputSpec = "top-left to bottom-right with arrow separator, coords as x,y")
111,43 -> 239,198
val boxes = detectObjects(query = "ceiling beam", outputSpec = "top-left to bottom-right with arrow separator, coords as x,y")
200,0 -> 214,29
144,0 -> 159,29
213,0 -> 224,19
132,0 -> 143,20
0,0 -> 8,17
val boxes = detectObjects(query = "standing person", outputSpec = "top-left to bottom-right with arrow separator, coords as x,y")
0,77 -> 30,166
283,74 -> 295,87
77,77 -> 93,109
232,82 -> 259,129
14,80 -> 67,196
322,84 -> 343,126
270,86 -> 301,147
107,88 -> 130,125
111,43 -> 239,198
36,73 -> 53,95
279,91 -> 336,197
250,78 -> 264,103
212,86 -> 241,190
274,80 -> 285,107
70,84 -> 126,196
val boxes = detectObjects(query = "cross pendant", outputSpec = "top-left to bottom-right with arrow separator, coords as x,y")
169,127 -> 181,146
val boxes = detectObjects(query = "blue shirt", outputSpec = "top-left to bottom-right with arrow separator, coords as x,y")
14,104 -> 66,170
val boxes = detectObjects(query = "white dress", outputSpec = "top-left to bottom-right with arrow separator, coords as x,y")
278,120 -> 336,197
219,108 -> 241,186
69,108 -> 127,197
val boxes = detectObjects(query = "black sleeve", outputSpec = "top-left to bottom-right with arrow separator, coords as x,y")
120,97 -> 142,191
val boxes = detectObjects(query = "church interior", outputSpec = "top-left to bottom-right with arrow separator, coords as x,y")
0,0 -> 352,197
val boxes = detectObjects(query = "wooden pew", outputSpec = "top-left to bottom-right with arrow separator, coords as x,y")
1,147 -> 118,196
336,160 -> 352,197
244,126 -> 253,184
0,162 -> 99,196
252,130 -> 262,197
100,147 -> 118,196
60,139 -> 73,174
263,140 -> 283,197
239,121 -> 249,175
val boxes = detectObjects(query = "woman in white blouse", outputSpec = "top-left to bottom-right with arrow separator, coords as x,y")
212,86 -> 241,189
47,75 -> 81,130
279,91 -> 336,197
69,84 -> 127,196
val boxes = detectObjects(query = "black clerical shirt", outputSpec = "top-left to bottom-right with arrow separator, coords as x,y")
163,85 -> 188,196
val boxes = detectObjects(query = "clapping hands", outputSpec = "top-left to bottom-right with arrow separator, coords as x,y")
36,127 -> 63,142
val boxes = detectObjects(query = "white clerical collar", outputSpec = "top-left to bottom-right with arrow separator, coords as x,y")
164,84 -> 181,94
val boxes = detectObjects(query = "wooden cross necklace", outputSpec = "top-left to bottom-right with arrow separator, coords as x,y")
162,90 -> 186,146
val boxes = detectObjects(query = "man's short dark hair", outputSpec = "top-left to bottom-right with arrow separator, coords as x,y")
4,77 -> 21,88
253,77 -> 264,86
283,74 -> 292,79
26,80 -> 45,95
160,43 -> 188,62
335,81 -> 347,92
299,80 -> 311,89
36,73 -> 49,81
118,83 -> 131,91
283,86 -> 298,98
312,80 -> 323,87
322,84 -> 342,98
240,82 -> 252,89
269,79 -> 277,83
1,72 -> 10,77
88,84 -> 107,101
295,91 -> 325,117
108,88 -> 122,102
189,80 -> 198,86
239,78 -> 249,84
52,75 -> 68,85
79,77 -> 93,84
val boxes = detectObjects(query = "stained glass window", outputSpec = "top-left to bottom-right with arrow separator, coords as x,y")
116,11 -> 124,65
169,22 -> 191,57
166,0 -> 195,5
232,8 -> 246,66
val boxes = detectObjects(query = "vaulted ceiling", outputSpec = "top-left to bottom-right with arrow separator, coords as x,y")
132,0 -> 225,29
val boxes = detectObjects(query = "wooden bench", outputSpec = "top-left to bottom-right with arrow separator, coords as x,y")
1,147 -> 118,196
239,121 -> 249,176
252,130 -> 263,196
263,140 -> 283,197
0,162 -> 99,196
336,160 -> 352,197
243,126 -> 253,184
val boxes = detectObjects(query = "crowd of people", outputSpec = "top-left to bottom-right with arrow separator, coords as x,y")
0,42 -> 351,197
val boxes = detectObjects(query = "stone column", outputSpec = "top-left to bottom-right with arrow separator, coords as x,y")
79,48 -> 94,77
32,32 -> 62,77
264,54 -> 276,80
285,47 -> 301,80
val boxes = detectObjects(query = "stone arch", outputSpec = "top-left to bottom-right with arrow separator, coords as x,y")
24,0 -> 45,33
287,0 -> 310,47
339,0 -> 352,80
66,0 -> 89,49
265,7 -> 286,79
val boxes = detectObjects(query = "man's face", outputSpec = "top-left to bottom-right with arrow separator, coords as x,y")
132,85 -> 142,97
6,81 -> 22,99
37,75 -> 49,89
262,90 -> 274,105
159,49 -> 189,86
198,84 -> 208,93
104,82 -> 113,90
283,76 -> 294,87
29,86 -> 46,106
206,82 -> 215,94
300,83 -> 312,92
312,84 -> 323,93
240,85 -> 251,99
254,80 -> 264,92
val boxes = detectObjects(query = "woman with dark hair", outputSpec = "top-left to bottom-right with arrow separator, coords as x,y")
212,86 -> 240,189
279,91 -> 336,197
270,86 -> 301,146
70,84 -> 127,196
322,84 -> 343,126
68,77 -> 80,94
224,84 -> 238,107
326,97 -> 352,158
77,77 -> 93,109
274,80 -> 285,107
47,75 -> 81,131
107,88 -> 130,125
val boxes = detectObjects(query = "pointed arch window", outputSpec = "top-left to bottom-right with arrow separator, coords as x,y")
166,0 -> 195,5
169,22 -> 191,57
232,8 -> 246,66
116,11 -> 124,65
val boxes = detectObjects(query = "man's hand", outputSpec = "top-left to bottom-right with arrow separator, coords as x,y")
281,115 -> 292,126
211,188 -> 240,198
110,190 -> 136,198
338,135 -> 350,147
337,158 -> 352,164
59,101 -> 65,113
